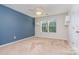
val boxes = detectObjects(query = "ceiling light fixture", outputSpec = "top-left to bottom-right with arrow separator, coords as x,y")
35,8 -> 44,16
36,11 -> 42,16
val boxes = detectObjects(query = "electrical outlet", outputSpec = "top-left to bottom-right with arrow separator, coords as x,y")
14,36 -> 16,39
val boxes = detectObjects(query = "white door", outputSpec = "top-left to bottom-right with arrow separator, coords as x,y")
69,5 -> 79,54
72,12 -> 79,54
74,14 -> 79,49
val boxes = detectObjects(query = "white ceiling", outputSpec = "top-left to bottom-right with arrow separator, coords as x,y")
4,4 -> 73,17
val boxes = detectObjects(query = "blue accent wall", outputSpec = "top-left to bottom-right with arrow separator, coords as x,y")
0,5 -> 35,45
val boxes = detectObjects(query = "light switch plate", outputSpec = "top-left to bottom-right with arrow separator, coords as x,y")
14,36 -> 16,39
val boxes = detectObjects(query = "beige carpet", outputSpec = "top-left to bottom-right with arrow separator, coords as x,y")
0,37 -> 74,55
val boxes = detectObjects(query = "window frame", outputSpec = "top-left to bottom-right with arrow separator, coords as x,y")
41,18 -> 56,33
40,20 -> 48,32
49,19 -> 56,32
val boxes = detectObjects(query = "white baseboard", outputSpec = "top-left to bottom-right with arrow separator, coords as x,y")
35,36 -> 67,40
0,36 -> 34,47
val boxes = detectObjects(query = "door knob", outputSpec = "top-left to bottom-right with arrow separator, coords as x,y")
76,31 -> 79,33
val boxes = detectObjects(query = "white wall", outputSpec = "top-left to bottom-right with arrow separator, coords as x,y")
35,13 -> 68,40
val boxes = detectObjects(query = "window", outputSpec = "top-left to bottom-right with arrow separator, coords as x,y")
41,21 -> 48,32
41,18 -> 56,32
49,20 -> 56,32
